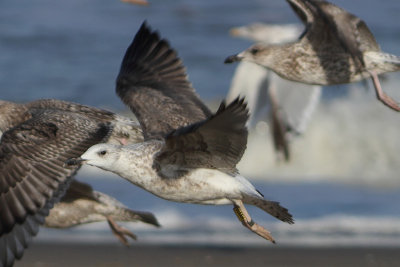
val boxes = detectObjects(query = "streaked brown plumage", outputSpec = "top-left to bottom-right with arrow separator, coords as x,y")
227,23 -> 318,162
45,179 -> 160,246
225,0 -> 400,112
116,22 -> 212,140
0,99 -> 143,267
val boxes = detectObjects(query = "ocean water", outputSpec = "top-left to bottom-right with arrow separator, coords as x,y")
1,0 -> 400,246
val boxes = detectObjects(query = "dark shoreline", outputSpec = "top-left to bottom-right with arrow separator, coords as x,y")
15,243 -> 400,267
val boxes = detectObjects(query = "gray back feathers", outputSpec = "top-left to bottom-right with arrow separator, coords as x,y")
155,98 -> 249,177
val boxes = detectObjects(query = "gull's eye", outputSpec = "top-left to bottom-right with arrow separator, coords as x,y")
98,150 -> 107,156
250,47 -> 259,54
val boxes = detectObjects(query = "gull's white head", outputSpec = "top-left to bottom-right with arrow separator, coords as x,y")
80,143 -> 122,170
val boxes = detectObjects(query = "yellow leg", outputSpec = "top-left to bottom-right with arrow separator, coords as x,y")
232,200 -> 276,244
233,206 -> 255,226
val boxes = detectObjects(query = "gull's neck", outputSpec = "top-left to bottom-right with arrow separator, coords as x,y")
111,140 -> 163,189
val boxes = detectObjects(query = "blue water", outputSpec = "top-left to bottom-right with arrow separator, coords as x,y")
2,0 -> 400,246
2,0 -> 400,105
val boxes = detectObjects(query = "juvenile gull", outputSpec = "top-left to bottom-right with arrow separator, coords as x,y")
69,22 -> 294,243
45,179 -> 160,246
0,99 -> 143,266
225,0 -> 400,112
227,23 -> 321,161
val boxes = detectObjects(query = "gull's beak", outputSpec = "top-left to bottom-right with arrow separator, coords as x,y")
224,54 -> 242,64
64,157 -> 87,167
229,27 -> 242,37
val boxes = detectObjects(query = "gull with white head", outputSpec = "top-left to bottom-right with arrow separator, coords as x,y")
69,22 -> 294,243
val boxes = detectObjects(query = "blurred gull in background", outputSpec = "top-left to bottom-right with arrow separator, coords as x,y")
45,179 -> 160,246
226,23 -> 321,161
225,0 -> 400,112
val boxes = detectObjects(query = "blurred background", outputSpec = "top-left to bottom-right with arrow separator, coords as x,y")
1,0 -> 400,247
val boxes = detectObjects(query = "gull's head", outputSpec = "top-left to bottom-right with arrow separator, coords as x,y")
66,144 -> 122,170
82,144 -> 122,169
224,43 -> 274,67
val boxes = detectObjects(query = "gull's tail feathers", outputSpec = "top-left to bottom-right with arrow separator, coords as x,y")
243,195 -> 294,224
91,190 -> 160,227
365,51 -> 400,73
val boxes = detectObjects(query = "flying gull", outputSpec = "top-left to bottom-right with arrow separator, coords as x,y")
121,0 -> 149,5
0,99 -> 144,266
227,22 -> 321,161
225,0 -> 400,112
45,179 -> 160,246
67,22 -> 294,243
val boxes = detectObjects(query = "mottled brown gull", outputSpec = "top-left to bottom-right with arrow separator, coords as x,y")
227,22 -> 321,161
68,22 -> 294,244
45,179 -> 160,246
225,0 -> 400,112
0,99 -> 144,266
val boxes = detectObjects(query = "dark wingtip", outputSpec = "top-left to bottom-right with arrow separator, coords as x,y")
226,96 -> 249,120
154,219 -> 162,228
284,210 -> 295,225
287,217 -> 295,225
217,96 -> 247,114
136,20 -> 160,43
148,214 -> 161,227
139,20 -> 150,32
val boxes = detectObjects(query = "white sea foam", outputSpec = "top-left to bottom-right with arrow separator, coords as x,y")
237,82 -> 400,187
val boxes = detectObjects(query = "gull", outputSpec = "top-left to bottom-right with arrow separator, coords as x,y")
227,23 -> 321,161
121,0 -> 149,6
68,22 -> 294,244
45,179 -> 160,246
225,0 -> 400,112
0,99 -> 143,267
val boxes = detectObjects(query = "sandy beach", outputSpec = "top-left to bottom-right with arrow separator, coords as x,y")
15,243 -> 400,267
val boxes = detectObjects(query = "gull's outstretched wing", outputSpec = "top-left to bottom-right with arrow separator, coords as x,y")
0,109 -> 110,267
116,22 -> 212,140
287,0 -> 379,67
316,0 -> 380,60
154,98 -> 249,178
